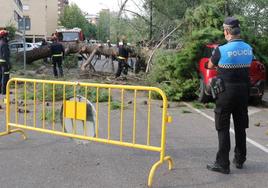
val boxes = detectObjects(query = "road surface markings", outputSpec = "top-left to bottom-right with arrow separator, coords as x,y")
183,102 -> 268,154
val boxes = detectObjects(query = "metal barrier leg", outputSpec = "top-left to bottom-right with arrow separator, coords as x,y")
0,129 -> 27,140
148,156 -> 174,187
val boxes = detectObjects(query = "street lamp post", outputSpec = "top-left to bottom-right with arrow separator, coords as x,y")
23,16 -> 26,70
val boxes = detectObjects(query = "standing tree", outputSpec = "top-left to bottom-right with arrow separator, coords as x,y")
97,9 -> 111,42
59,3 -> 96,39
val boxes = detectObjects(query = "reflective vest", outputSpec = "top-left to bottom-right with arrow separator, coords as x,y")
52,53 -> 63,57
117,56 -> 126,60
218,40 -> 253,69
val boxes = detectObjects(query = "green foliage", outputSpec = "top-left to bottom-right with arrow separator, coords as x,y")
39,109 -> 61,123
33,84 -> 74,101
19,84 -> 110,103
97,9 -> 110,42
192,101 -> 205,109
5,24 -> 16,40
110,100 -> 121,110
204,102 -> 215,109
59,3 -> 96,39
108,12 -> 149,44
148,27 -> 222,101
192,101 -> 215,109
77,87 -> 110,103
63,55 -> 78,70
181,109 -> 192,113
147,0 -> 268,101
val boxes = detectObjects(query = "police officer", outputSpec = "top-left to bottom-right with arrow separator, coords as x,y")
50,35 -> 65,78
206,17 -> 253,174
0,30 -> 11,95
115,41 -> 129,78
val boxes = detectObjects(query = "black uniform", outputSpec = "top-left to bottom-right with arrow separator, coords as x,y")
116,45 -> 129,78
50,41 -> 65,77
210,39 -> 253,169
0,38 -> 10,95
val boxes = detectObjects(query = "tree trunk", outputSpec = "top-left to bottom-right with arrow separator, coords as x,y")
81,47 -> 98,71
18,41 -> 86,63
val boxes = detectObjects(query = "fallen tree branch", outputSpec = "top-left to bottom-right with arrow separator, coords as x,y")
146,23 -> 182,73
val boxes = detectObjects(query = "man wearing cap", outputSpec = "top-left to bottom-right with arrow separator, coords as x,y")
50,35 -> 65,78
0,30 -> 11,96
115,41 -> 129,78
206,17 -> 253,174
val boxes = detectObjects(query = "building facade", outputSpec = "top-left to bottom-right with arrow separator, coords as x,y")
0,0 -> 23,37
85,14 -> 99,26
22,0 -> 68,42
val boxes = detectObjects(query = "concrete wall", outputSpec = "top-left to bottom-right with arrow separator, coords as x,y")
0,0 -> 23,29
46,0 -> 58,37
22,0 -> 59,42
23,0 -> 46,39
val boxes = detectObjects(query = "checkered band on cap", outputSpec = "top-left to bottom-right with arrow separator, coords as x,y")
218,64 -> 251,69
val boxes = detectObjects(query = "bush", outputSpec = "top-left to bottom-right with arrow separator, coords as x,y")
63,55 -> 78,70
148,27 -> 222,101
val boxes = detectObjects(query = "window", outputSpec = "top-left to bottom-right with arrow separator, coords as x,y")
60,32 -> 80,42
25,17 -> 31,30
23,5 -> 30,11
17,44 -> 23,48
14,0 -> 23,11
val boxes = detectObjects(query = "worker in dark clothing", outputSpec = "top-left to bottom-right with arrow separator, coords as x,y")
0,30 -> 11,95
206,17 -> 253,174
50,36 -> 65,78
115,41 -> 129,78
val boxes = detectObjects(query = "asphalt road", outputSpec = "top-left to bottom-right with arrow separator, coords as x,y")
0,98 -> 268,188
1,58 -> 268,187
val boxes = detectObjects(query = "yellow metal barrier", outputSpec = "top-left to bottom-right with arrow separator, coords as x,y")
0,78 -> 173,187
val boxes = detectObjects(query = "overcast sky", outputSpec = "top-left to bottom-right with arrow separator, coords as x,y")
69,0 -> 141,15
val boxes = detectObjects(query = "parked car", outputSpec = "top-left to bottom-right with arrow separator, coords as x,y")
9,41 -> 40,53
87,39 -> 101,45
197,44 -> 266,104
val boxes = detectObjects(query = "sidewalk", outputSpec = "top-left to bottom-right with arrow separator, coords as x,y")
263,86 -> 268,105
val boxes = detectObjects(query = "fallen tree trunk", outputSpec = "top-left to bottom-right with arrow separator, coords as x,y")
146,23 -> 182,73
19,42 -> 140,64
81,47 -> 98,71
17,42 -> 147,75
17,41 -> 87,63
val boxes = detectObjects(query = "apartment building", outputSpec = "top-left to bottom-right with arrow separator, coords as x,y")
22,0 -> 68,42
85,14 -> 99,25
0,0 -> 23,37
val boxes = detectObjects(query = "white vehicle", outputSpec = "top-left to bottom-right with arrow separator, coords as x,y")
88,39 -> 101,45
9,41 -> 40,53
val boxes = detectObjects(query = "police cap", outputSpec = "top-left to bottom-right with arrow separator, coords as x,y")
223,17 -> 240,28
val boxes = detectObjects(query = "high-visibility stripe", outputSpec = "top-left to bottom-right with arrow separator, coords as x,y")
52,53 -> 63,57
4,72 -> 10,74
0,59 -> 6,63
118,56 -> 126,60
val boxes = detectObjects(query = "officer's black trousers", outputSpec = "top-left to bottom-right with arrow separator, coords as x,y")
52,57 -> 63,77
0,64 -> 10,95
214,82 -> 249,168
116,59 -> 128,77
